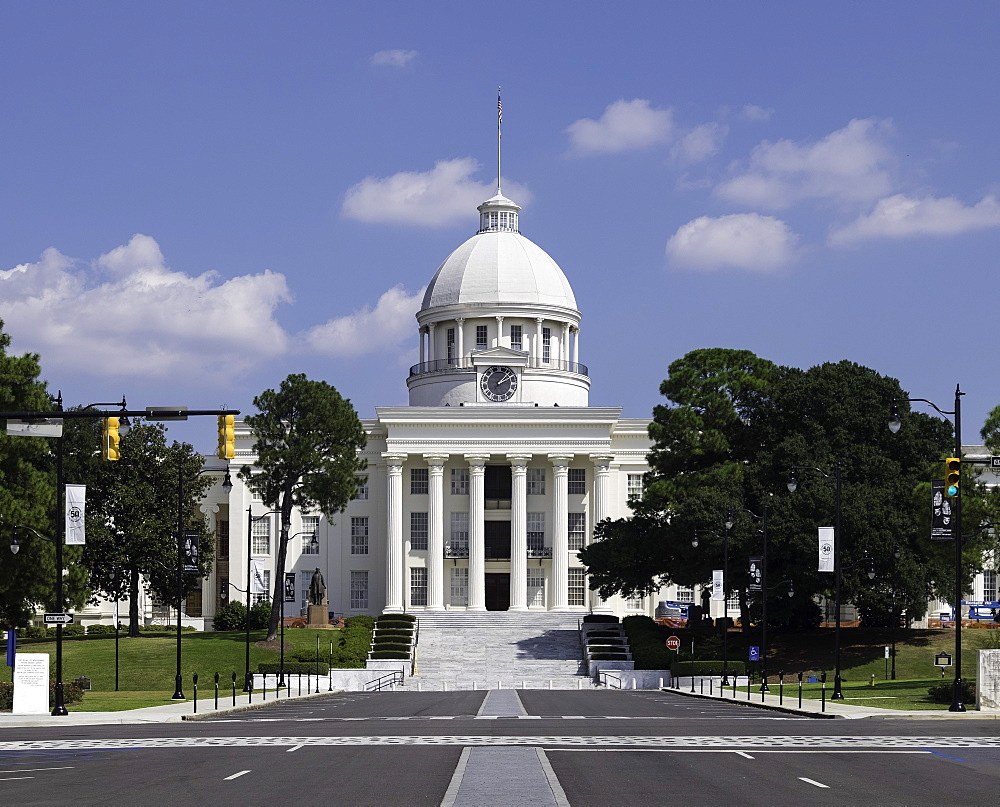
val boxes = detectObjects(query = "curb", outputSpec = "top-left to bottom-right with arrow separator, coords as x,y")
663,686 -> 840,719
181,690 -> 340,720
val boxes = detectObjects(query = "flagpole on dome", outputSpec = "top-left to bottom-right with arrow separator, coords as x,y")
497,86 -> 502,195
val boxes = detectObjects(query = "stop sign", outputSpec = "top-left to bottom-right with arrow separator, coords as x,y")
666,635 -> 681,651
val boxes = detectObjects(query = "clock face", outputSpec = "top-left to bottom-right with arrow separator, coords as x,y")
480,365 -> 518,402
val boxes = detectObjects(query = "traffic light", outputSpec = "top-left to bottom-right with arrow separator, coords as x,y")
217,414 -> 235,460
945,457 -> 961,497
101,417 -> 120,461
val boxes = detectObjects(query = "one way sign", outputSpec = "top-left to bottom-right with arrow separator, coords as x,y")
43,613 -> 73,625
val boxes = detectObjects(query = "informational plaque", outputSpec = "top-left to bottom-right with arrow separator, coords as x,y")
13,653 -> 49,715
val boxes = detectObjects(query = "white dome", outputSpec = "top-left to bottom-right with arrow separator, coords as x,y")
420,193 -> 577,313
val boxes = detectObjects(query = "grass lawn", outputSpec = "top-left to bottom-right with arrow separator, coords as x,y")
752,678 -> 961,710
1,628 -> 342,710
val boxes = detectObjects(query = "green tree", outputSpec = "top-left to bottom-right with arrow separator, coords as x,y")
580,349 -> 953,631
239,374 -> 366,641
68,419 -> 215,637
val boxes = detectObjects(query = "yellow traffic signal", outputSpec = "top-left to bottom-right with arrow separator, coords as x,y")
945,457 -> 961,497
102,417 -> 121,461
217,415 -> 235,460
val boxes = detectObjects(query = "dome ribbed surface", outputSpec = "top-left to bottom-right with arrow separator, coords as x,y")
421,231 -> 577,310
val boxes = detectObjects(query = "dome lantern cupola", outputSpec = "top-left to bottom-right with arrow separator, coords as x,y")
477,193 -> 520,234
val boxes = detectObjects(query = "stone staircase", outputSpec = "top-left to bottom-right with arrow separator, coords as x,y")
404,612 -> 595,690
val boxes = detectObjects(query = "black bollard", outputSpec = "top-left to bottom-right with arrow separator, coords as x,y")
797,671 -> 803,709
193,673 -> 199,714
779,671 -> 784,706
821,671 -> 827,713
232,672 -> 237,707
214,672 -> 220,710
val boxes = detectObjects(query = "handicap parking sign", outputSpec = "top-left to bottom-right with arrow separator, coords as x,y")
748,646 -> 760,662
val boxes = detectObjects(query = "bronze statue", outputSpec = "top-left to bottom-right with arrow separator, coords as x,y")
308,567 -> 327,606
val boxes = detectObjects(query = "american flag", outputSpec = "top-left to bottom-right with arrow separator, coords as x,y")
498,93 -> 502,126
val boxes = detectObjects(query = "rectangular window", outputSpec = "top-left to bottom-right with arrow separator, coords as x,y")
450,567 -> 469,606
301,515 -> 319,555
476,324 -> 488,349
568,512 -> 587,550
527,512 -> 545,552
676,585 -> 694,604
451,467 -> 469,495
510,324 -> 522,350
447,327 -> 456,360
568,468 -> 586,495
626,593 -> 644,611
300,570 -> 312,609
353,475 -> 369,500
254,570 -> 271,604
627,473 -> 644,499
252,517 -> 270,555
568,568 -> 586,607
351,570 -> 369,610
542,327 -> 551,363
726,591 -> 740,611
410,568 -> 428,607
216,519 -> 230,561
527,468 -> 545,495
410,512 -> 428,551
351,517 -> 369,555
449,512 -> 469,553
984,571 -> 997,602
410,468 -> 428,495
527,570 -> 545,608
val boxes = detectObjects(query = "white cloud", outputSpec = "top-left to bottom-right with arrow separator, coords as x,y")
0,235 -> 292,381
341,158 -> 532,227
671,123 -> 728,165
665,213 -> 799,272
715,118 -> 895,209
740,104 -> 773,122
302,285 -> 424,357
371,49 -> 417,67
565,99 -> 674,156
829,193 -> 1000,246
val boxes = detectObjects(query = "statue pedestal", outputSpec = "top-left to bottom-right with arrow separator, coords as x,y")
307,605 -> 332,629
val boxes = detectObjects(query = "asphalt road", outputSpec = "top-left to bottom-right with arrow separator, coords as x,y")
2,690 -> 1000,806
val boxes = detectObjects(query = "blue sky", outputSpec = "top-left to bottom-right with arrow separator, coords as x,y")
2,2 -> 998,452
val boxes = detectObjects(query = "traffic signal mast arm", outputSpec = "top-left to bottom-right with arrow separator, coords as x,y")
0,407 -> 240,420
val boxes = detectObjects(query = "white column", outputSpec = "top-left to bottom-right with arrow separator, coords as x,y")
384,455 -> 405,613
425,455 -> 446,611
496,315 -> 504,348
455,318 -> 465,363
427,323 -> 436,363
591,455 -> 614,615
466,454 -> 488,611
535,317 -> 544,365
562,322 -> 570,363
572,326 -> 579,367
550,454 -> 572,610
508,454 -> 531,611
419,327 -> 425,366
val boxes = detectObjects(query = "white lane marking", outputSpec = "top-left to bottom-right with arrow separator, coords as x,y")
224,770 -> 251,780
553,749 -> 930,754
735,751 -> 755,759
439,747 -> 471,807
799,777 -> 831,789
0,767 -> 74,774
0,777 -> 34,781
536,748 -> 570,807
286,745 -> 303,753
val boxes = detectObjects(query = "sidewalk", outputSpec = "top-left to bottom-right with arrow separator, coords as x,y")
665,679 -> 1000,719
0,678 -> 337,728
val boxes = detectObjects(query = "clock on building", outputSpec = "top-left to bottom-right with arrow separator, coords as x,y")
480,365 -> 518,402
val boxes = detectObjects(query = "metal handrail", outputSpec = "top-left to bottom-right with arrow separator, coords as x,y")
598,671 -> 623,689
365,671 -> 403,692
408,355 -> 589,378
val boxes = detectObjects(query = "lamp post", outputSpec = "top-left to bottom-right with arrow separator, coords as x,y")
172,466 -> 232,700
726,505 -> 769,692
245,508 -> 279,692
693,528 -> 731,685
787,462 -> 846,699
889,384 -> 966,712
9,525 -> 68,714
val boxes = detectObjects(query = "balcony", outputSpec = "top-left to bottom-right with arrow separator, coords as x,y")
408,355 -> 589,380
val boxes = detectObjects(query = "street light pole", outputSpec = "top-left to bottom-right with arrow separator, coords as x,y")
726,505 -> 769,692
693,528 -> 730,686
889,384 -> 966,712
788,462 -> 845,699
245,508 -> 279,692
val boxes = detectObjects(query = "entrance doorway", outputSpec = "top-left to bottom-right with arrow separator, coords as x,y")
485,573 -> 511,611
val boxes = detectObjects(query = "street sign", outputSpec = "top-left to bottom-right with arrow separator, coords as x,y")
934,652 -> 953,667
665,635 -> 681,651
145,406 -> 189,421
991,457 -> 1000,468
748,646 -> 760,662
43,613 -> 73,625
6,418 -> 63,438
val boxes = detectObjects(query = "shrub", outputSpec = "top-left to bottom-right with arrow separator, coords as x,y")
21,626 -> 49,639
583,614 -> 620,624
927,679 -> 976,704
86,624 -> 116,636
374,629 -> 412,640
257,662 -> 329,676
0,681 -> 84,711
377,613 -> 416,624
348,615 -> 377,630
590,653 -> 630,661
62,624 -> 85,637
369,650 -> 410,660
330,615 -> 375,667
374,620 -> 413,632
623,615 -> 673,670
213,601 -> 271,631
371,642 -> 411,654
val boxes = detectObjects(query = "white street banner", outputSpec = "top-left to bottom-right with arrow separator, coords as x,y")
6,418 -> 63,438
818,527 -> 834,572
250,560 -> 267,595
711,569 -> 724,601
65,484 -> 86,545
